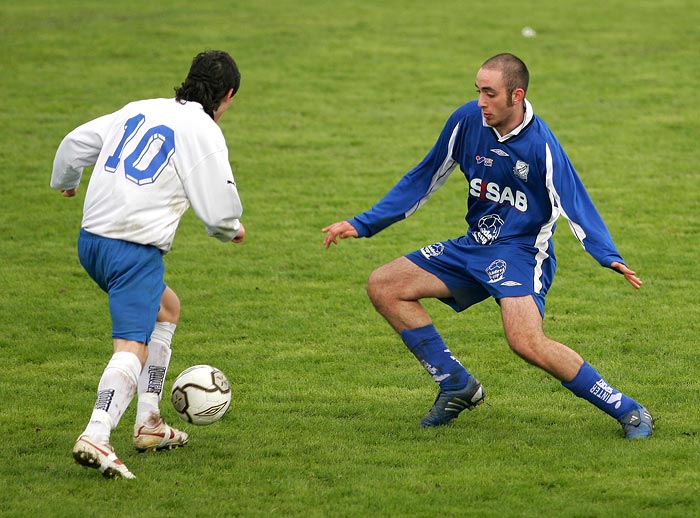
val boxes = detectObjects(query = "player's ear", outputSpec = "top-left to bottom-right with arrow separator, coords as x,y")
217,89 -> 234,107
213,89 -> 236,122
512,87 -> 526,105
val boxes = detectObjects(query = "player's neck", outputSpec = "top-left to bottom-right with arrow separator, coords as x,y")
494,106 -> 526,137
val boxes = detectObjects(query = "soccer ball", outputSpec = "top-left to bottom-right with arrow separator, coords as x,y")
171,365 -> 232,425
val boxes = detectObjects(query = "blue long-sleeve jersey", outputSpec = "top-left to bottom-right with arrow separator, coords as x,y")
348,100 -> 624,270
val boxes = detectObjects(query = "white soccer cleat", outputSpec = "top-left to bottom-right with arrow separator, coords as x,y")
73,435 -> 136,479
133,418 -> 189,452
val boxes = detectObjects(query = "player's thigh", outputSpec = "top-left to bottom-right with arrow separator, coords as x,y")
368,256 -> 452,300
108,254 -> 165,343
79,230 -> 166,342
499,296 -> 546,344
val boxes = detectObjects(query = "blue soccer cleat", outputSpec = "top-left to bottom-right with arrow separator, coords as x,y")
420,375 -> 485,427
619,405 -> 654,439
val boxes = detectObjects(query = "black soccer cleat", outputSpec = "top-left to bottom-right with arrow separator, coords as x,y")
420,375 -> 485,427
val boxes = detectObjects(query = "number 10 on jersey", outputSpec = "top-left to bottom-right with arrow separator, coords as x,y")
105,113 -> 176,186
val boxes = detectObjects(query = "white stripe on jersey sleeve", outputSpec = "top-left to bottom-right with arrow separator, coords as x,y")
404,123 -> 460,218
533,143 -> 562,293
544,142 -> 588,248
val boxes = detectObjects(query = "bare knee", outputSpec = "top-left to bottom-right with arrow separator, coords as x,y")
500,296 -> 584,380
366,264 -> 401,308
505,333 -> 540,365
505,331 -> 584,381
113,339 -> 148,366
158,286 -> 181,324
366,268 -> 387,310
503,315 -> 552,365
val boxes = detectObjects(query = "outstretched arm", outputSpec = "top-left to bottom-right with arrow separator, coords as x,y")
611,261 -> 642,289
322,221 -> 358,248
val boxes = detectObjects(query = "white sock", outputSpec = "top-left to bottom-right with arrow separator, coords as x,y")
136,322 -> 176,427
82,351 -> 142,443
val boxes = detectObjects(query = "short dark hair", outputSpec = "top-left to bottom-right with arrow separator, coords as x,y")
481,53 -> 529,96
175,50 -> 241,119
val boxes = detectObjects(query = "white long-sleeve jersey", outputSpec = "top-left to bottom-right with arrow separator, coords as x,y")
51,98 -> 242,252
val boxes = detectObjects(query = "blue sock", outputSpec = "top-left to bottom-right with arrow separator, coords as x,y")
562,361 -> 640,421
401,324 -> 469,390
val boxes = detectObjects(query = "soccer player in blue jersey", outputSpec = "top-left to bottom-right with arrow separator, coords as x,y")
52,50 -> 246,478
322,53 -> 653,439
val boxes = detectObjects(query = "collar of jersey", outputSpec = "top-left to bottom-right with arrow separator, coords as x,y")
483,99 -> 534,143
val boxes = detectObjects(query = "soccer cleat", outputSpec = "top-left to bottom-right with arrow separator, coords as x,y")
133,418 -> 189,452
619,405 -> 654,439
420,375 -> 485,427
73,436 -> 136,479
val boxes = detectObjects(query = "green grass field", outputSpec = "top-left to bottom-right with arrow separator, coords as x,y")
1,1 -> 699,516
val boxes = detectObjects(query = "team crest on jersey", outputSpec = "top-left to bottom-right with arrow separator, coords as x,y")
472,214 -> 504,245
420,242 -> 445,259
475,155 -> 494,167
513,160 -> 529,181
490,148 -> 509,157
486,259 -> 507,283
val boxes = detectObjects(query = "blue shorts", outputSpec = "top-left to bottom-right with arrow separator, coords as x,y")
405,236 -> 556,317
78,229 -> 166,343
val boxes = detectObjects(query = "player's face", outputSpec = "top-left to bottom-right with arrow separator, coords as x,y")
475,68 -> 524,135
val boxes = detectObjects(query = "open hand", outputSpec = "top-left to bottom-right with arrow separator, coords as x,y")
322,221 -> 358,248
611,261 -> 642,289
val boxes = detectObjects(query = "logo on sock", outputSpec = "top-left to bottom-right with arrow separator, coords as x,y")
420,360 -> 450,383
589,379 -> 623,409
94,389 -> 115,412
146,366 -> 167,394
444,348 -> 465,368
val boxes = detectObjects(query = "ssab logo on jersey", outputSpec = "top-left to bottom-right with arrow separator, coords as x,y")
469,178 -> 528,212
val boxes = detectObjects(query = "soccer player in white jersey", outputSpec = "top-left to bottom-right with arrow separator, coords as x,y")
323,53 -> 654,439
52,50 -> 246,479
